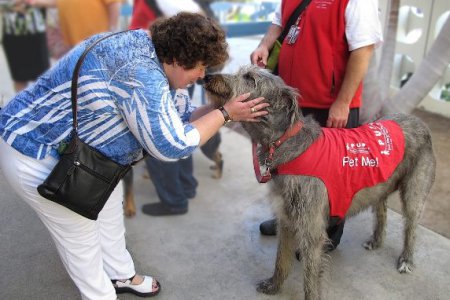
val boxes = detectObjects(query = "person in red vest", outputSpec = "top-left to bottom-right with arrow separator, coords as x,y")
250,0 -> 382,250
129,0 -> 203,29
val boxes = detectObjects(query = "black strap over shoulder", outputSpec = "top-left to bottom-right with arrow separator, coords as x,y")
277,0 -> 313,43
70,30 -> 147,165
70,31 -> 129,132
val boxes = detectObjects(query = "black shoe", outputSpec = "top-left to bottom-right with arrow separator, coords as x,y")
142,203 -> 187,216
186,191 -> 196,199
259,218 -> 277,236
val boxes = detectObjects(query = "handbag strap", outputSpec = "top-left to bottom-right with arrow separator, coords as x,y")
70,31 -> 128,132
277,0 -> 313,43
70,30 -> 148,165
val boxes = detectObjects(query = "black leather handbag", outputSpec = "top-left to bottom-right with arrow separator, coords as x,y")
38,31 -> 143,220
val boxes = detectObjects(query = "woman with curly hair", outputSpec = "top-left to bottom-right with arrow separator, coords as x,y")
0,12 -> 268,299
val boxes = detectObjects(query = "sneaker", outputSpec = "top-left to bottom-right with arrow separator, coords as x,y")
113,275 -> 160,297
259,218 -> 277,236
142,202 -> 187,216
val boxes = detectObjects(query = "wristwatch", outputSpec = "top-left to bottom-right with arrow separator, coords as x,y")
218,106 -> 232,125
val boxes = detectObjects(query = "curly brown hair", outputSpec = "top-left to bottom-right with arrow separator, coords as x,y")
150,12 -> 229,69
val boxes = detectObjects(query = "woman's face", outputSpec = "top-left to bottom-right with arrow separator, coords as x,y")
164,61 -> 207,90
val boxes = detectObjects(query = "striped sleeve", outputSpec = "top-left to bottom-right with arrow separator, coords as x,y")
116,66 -> 200,161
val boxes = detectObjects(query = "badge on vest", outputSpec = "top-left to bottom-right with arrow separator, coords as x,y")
286,25 -> 301,45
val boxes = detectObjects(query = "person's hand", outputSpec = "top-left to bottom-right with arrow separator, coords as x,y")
250,46 -> 269,68
223,93 -> 269,122
327,101 -> 349,128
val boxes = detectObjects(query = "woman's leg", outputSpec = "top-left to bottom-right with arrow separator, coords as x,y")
98,184 -> 136,280
0,139 -> 116,300
98,175 -> 160,295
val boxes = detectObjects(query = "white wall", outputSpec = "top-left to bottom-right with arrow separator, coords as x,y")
380,0 -> 450,117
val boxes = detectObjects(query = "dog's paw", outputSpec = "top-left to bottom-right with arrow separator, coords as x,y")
256,278 -> 279,295
124,197 -> 136,218
124,207 -> 136,217
210,159 -> 223,179
397,256 -> 413,273
362,238 -> 381,250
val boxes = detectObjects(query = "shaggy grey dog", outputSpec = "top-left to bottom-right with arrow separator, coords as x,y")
203,65 -> 436,300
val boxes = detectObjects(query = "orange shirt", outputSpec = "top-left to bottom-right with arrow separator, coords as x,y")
57,0 -> 122,47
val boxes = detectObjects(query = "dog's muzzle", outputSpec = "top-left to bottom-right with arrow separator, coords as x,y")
198,74 -> 214,85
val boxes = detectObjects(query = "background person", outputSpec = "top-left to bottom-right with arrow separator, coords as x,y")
0,13 -> 267,299
26,0 -> 122,47
1,0 -> 50,92
251,0 -> 382,250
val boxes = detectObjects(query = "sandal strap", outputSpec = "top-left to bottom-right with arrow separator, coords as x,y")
111,274 -> 136,285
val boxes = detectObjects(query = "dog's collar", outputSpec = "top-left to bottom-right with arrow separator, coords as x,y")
252,121 -> 303,183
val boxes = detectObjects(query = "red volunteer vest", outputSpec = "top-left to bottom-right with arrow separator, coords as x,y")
278,0 -> 362,109
276,121 -> 405,219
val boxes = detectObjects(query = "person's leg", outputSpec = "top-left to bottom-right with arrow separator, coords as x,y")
0,139 -> 116,300
98,184 -> 136,280
300,107 -> 359,128
98,184 -> 160,296
306,108 -> 359,247
179,156 -> 198,199
301,107 -> 329,127
346,108 -> 360,128
142,156 -> 188,216
323,107 -> 359,248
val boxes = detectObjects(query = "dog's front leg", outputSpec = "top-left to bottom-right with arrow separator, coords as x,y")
299,231 -> 327,300
257,220 -> 294,295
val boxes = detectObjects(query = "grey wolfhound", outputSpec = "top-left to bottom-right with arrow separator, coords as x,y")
203,65 -> 436,300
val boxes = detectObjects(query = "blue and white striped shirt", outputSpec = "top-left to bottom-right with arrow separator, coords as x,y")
0,30 -> 200,165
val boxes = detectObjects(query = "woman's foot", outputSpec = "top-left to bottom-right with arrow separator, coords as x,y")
113,274 -> 160,297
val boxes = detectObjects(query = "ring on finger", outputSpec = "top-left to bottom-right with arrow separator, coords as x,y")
251,107 -> 257,113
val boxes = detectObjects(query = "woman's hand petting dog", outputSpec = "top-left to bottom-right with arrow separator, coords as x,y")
223,93 -> 269,122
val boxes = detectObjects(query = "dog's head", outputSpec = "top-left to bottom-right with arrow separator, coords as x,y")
203,65 -> 300,144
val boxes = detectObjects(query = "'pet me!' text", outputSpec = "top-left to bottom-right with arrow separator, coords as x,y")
342,156 -> 379,167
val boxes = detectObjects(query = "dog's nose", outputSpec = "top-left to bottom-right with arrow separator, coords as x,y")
196,78 -> 206,85
202,74 -> 214,84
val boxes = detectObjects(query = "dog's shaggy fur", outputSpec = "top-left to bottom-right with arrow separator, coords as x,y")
203,66 -> 436,300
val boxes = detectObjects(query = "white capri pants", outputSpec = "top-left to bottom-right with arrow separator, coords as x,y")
0,139 -> 136,300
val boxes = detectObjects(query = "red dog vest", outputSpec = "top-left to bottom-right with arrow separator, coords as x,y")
276,121 -> 405,219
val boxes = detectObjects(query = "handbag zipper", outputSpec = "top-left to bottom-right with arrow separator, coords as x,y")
74,160 -> 113,184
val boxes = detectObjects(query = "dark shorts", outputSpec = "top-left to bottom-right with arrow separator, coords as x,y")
301,107 -> 360,128
3,33 -> 50,82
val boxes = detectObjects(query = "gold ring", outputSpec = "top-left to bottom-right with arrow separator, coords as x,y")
251,107 -> 256,113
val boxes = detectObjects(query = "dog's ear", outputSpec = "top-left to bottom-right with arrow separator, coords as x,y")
281,86 -> 300,127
